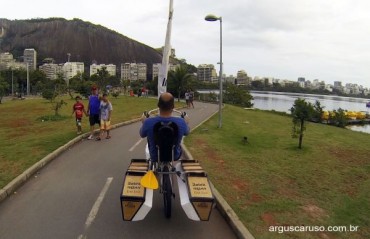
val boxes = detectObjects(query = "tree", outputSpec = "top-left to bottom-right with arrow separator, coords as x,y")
168,65 -> 194,101
290,98 -> 314,149
96,67 -> 109,91
332,108 -> 347,128
312,100 -> 324,122
223,83 -> 254,107
0,76 -> 10,104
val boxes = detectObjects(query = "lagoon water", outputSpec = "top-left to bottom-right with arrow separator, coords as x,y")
252,91 -> 370,134
197,90 -> 370,134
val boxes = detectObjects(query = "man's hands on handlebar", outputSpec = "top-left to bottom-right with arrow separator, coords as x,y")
141,109 -> 189,124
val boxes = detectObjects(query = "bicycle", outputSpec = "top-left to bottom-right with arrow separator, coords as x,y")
140,108 -> 188,218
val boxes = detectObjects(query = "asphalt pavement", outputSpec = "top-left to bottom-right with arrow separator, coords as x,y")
0,101 -> 237,239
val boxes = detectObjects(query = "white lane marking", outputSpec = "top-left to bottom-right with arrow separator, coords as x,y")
129,138 -> 143,152
84,177 -> 113,229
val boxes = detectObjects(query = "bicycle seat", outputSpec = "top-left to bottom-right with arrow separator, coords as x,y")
153,122 -> 179,163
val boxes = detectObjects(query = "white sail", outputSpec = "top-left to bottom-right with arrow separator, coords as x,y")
157,0 -> 174,96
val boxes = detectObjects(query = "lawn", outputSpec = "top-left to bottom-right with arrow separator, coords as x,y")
0,95 -> 164,188
184,105 -> 370,239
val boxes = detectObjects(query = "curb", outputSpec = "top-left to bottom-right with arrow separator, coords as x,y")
0,118 -> 142,204
0,107 -> 254,239
181,144 -> 255,239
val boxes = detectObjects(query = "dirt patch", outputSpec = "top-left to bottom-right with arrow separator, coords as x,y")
327,147 -> 369,165
301,204 -> 328,220
5,118 -> 31,128
250,193 -> 263,203
260,212 -> 276,226
232,179 -> 249,192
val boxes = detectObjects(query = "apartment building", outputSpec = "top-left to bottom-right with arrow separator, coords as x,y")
197,64 -> 216,82
23,48 -> 37,70
236,70 -> 250,85
63,62 -> 84,81
0,52 -> 27,70
90,64 -> 116,76
152,63 -> 178,80
121,63 -> 147,81
39,63 -> 63,80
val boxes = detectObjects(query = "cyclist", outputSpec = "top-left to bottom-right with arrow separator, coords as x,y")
140,92 -> 190,162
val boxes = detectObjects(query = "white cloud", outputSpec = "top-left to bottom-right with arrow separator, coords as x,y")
1,0 -> 370,87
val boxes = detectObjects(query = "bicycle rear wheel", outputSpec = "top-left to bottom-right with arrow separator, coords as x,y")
162,165 -> 172,218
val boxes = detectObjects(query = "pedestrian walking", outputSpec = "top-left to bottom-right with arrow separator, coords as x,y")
96,93 -> 113,140
72,95 -> 87,135
189,89 -> 194,108
185,90 -> 190,108
87,86 -> 100,140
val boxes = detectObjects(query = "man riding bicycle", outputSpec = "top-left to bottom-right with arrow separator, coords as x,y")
140,92 -> 190,162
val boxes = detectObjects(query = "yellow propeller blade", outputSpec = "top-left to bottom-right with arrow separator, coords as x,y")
141,170 -> 158,189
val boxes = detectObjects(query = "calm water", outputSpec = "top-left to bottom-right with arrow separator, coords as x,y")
251,91 -> 370,134
197,90 -> 370,134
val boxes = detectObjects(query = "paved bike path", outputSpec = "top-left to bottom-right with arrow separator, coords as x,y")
0,102 -> 236,239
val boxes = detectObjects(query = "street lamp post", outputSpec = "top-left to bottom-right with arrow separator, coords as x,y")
26,63 -> 30,96
205,14 -> 223,128
11,68 -> 14,97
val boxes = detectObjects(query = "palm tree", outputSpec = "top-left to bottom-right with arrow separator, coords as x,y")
168,65 -> 193,101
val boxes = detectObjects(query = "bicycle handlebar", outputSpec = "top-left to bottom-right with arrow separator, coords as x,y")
143,108 -> 188,119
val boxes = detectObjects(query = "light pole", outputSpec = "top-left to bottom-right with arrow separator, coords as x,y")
11,68 -> 14,97
205,14 -> 223,128
26,63 -> 30,96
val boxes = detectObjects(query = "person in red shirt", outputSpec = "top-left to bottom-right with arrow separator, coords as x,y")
72,96 -> 88,134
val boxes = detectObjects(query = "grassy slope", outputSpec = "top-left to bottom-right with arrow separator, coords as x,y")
185,105 -> 369,239
0,95 -> 162,188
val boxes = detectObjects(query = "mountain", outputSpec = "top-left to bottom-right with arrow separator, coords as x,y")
0,18 -> 163,72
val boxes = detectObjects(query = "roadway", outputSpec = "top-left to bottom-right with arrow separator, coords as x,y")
0,101 -> 236,239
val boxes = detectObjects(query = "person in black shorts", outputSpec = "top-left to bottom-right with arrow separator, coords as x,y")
87,86 -> 101,140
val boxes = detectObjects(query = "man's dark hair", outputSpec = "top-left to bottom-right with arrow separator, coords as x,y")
158,93 -> 174,112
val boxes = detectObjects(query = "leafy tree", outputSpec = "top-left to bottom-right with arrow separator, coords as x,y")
312,100 -> 324,122
30,70 -> 47,94
53,99 -> 67,116
223,83 -> 254,107
168,65 -> 194,101
290,98 -> 314,149
42,89 -> 57,102
332,108 -> 347,128
0,76 -> 10,104
96,66 -> 109,91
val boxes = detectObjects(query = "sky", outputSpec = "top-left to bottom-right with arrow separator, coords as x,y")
2,0 -> 370,88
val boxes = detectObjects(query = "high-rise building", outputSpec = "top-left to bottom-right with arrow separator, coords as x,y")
236,70 -> 250,85
152,63 -> 178,80
23,48 -> 37,70
90,64 -> 116,76
121,63 -> 147,81
63,62 -> 84,81
0,52 -> 27,70
39,63 -> 63,80
197,64 -> 215,82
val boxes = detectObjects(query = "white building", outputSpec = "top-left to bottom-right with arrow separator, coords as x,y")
0,52 -> 27,70
197,64 -> 216,82
236,70 -> 250,85
121,63 -> 147,81
63,62 -> 84,81
90,64 -> 116,77
152,63 -> 178,80
39,63 -> 63,80
23,48 -> 37,70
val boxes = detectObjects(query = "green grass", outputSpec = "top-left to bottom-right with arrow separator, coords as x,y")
185,105 -> 370,239
0,95 -> 181,188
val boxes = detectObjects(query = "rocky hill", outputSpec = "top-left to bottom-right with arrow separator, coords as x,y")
0,18 -> 163,71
